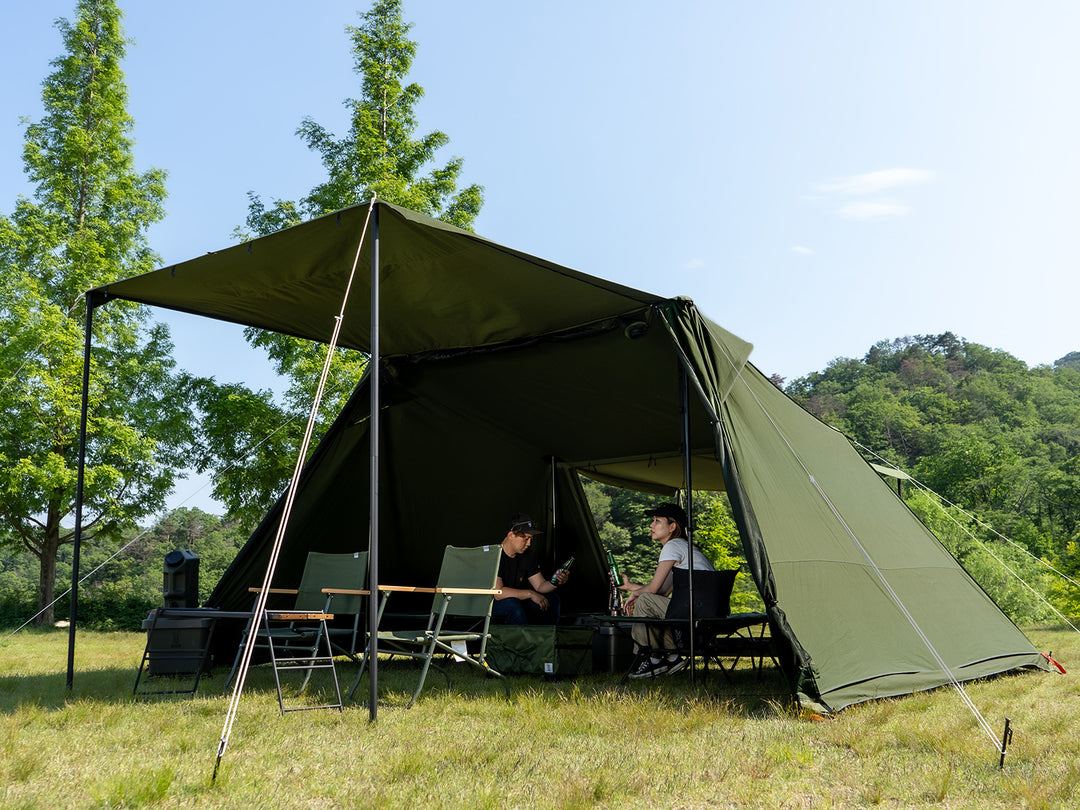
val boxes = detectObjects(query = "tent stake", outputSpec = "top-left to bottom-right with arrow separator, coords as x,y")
999,717 -> 1012,769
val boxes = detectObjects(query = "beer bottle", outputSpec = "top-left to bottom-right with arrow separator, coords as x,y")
549,556 -> 575,584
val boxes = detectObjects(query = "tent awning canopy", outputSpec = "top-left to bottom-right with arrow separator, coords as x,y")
573,451 -> 728,495
94,201 -> 680,360
93,198 -> 754,500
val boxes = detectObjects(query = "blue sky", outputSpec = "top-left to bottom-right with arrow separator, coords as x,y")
4,1 -> 1080,513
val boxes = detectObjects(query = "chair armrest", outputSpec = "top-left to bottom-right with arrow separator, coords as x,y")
322,588 -> 371,595
375,585 -> 500,595
265,611 -> 334,621
248,587 -> 299,595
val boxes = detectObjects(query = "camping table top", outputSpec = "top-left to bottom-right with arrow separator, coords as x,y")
149,608 -> 254,621
591,611 -> 768,632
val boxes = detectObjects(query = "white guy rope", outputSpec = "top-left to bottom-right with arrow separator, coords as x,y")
213,196 -> 376,781
855,442 -> 1080,593
922,488 -> 1080,633
1,529 -> 148,644
851,445 -> 1080,634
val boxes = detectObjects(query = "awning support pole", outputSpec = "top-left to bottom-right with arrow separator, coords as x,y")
67,291 -> 98,690
680,362 -> 696,684
550,456 -> 557,561
367,203 -> 381,722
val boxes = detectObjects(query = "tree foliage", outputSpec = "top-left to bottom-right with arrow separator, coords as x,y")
581,480 -> 763,613
0,0 -> 196,624
197,0 -> 484,528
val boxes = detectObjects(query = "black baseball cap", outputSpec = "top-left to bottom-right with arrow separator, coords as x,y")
644,503 -> 688,527
507,513 -> 542,536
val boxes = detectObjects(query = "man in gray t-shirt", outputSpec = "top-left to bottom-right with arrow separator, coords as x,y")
620,502 -> 714,677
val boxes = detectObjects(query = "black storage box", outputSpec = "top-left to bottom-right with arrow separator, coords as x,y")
141,613 -> 213,675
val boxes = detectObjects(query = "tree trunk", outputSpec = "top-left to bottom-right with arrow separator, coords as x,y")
36,531 -> 61,626
35,498 -> 64,627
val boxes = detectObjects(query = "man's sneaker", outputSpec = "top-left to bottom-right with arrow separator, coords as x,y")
663,657 -> 688,676
628,658 -> 670,679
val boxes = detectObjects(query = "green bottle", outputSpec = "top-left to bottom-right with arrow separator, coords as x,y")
549,556 -> 575,584
606,551 -> 624,615
606,550 -> 620,584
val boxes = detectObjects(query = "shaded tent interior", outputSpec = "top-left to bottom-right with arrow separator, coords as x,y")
208,304 -> 732,620
90,200 -> 1050,711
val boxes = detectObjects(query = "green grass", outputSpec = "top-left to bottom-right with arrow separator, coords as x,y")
0,626 -> 1078,808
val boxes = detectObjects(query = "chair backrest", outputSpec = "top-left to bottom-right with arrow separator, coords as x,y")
294,551 -> 369,614
434,545 -> 501,618
665,568 -> 737,621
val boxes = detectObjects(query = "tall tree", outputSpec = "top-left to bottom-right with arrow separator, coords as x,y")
0,0 -> 195,624
197,0 -> 483,526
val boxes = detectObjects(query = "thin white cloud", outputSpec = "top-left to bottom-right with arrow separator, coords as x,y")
682,257 -> 706,270
790,245 -> 813,255
838,200 -> 910,220
818,168 -> 935,196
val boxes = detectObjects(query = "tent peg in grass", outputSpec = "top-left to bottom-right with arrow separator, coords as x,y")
998,717 -> 1012,770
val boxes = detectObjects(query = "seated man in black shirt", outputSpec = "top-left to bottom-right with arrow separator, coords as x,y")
491,513 -> 569,625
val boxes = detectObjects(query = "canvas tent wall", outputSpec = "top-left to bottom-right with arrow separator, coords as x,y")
88,200 -> 1050,711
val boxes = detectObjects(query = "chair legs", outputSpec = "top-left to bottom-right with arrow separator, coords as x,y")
224,624 -> 325,696
264,616 -> 343,714
347,639 -> 509,707
406,639 -> 509,707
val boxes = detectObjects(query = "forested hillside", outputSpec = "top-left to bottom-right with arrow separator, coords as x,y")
786,333 -> 1080,619
787,334 -> 1080,550
0,509 -> 247,629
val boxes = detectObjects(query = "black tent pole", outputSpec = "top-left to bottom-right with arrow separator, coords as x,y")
680,362 -> 696,684
367,204 -> 380,722
550,456 -> 557,560
67,291 -> 98,690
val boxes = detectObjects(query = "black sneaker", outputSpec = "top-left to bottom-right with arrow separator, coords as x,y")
629,658 -> 670,679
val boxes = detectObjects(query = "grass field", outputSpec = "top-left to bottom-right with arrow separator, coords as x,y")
0,625 -> 1077,809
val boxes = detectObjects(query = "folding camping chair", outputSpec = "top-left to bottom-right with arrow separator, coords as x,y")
667,568 -> 775,679
226,550 -> 369,713
348,544 -> 508,708
621,568 -> 738,681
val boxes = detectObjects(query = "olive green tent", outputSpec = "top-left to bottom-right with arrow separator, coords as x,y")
87,200 -> 1050,711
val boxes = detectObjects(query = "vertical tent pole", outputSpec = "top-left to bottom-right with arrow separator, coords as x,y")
550,456 -> 557,559
680,362 -> 696,683
367,204 -> 380,722
67,291 -> 98,690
